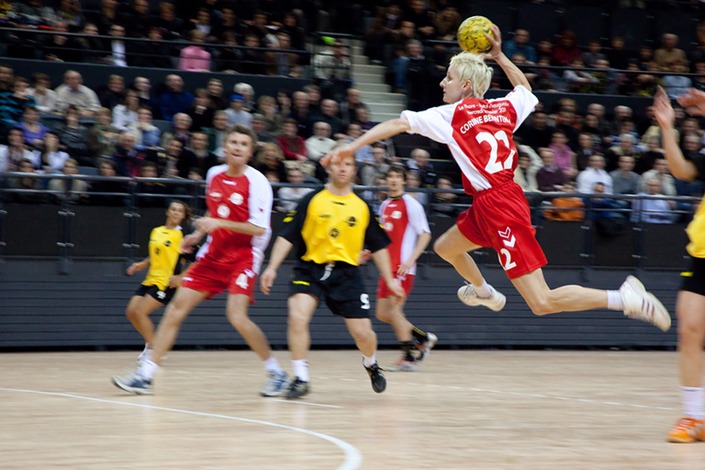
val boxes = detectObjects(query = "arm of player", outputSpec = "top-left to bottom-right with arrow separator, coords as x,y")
677,88 -> 705,118
371,248 -> 406,300
398,231 -> 432,276
485,24 -> 531,91
126,257 -> 149,275
653,87 -> 699,181
194,216 -> 266,237
260,236 -> 294,295
328,118 -> 411,161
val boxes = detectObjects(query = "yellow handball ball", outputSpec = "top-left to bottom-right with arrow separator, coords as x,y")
457,16 -> 495,54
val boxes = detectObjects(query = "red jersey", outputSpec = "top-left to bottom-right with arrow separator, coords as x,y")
197,164 -> 272,273
379,193 -> 431,276
402,85 -> 538,196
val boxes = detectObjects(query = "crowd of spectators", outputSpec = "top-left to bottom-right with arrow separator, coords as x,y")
0,0 -> 703,226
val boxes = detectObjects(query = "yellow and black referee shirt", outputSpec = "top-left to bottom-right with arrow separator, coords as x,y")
279,188 -> 390,265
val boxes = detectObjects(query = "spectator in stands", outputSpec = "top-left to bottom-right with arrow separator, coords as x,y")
317,99 -> 344,136
581,113 -> 609,152
604,133 -> 643,173
251,113 -> 276,148
40,20 -> 80,63
543,181 -> 585,222
178,131 -> 218,179
563,57 -> 599,93
279,11 -> 306,51
203,110 -> 229,155
359,143 -> 391,187
514,148 -> 542,192
256,95 -> 283,136
106,23 -> 128,67
26,73 -> 57,115
631,177 -> 677,224
152,1 -> 183,40
305,121 -> 336,163
55,0 -> 85,32
405,170 -> 427,205
112,89 -> 140,131
364,3 -> 403,64
0,127 -> 37,172
205,78 -> 227,111
635,135 -> 665,174
339,87 -> 364,127
112,131 -> 145,177
132,26 -> 174,69
312,39 -> 353,101
605,35 -> 632,71
536,147 -> 569,192
85,107 -> 117,164
233,83 -> 256,113
19,106 -> 48,151
0,64 -> 13,95
581,39 -> 607,68
88,0 -> 120,35
131,77 -> 156,112
48,158 -> 88,204
340,122 -> 374,166
211,5 -> 243,44
548,130 -> 578,180
654,33 -> 689,73
254,142 -> 287,183
639,157 -> 677,196
75,22 -> 108,64
135,160 -> 169,208
54,105 -> 89,163
662,61 -> 693,99
224,93 -> 253,128
278,167 -> 314,212
16,0 -> 57,27
89,158 -> 126,206
160,113 -> 192,147
185,88 -> 215,131
406,39 -> 442,111
288,90 -> 314,138
39,131 -> 69,173
551,30 -> 581,67
123,0 -> 151,38
575,131 -> 601,170
216,31 -> 244,73
6,158 -> 46,203
266,30 -> 299,77
362,174 -> 388,214
179,30 -> 212,72
55,70 -> 100,118
97,74 -> 126,111
576,154 -> 613,194
504,28 -> 537,64
277,118 -> 309,164
240,33 -> 268,75
157,74 -> 194,121
610,155 -> 640,195
431,176 -> 460,218
154,138 -> 184,177
432,4 -> 461,41
406,148 -> 437,187
516,110 -> 553,149
127,107 -> 161,151
584,181 -> 628,237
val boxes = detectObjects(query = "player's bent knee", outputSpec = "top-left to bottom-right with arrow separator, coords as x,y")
526,299 -> 555,316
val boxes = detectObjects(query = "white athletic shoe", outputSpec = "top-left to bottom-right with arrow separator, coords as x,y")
457,284 -> 506,312
619,275 -> 671,332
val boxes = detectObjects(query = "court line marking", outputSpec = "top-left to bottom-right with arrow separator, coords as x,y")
0,387 -> 362,470
271,398 -> 342,408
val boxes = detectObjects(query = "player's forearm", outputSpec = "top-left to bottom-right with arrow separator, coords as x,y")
494,52 -> 531,90
218,220 -> 266,236
347,118 -> 410,153
660,123 -> 698,181
265,236 -> 294,271
407,232 -> 432,265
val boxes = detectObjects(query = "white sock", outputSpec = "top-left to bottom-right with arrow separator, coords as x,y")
474,280 -> 491,298
682,387 -> 705,420
263,356 -> 283,374
137,359 -> 158,380
362,355 -> 376,368
606,290 -> 623,311
292,359 -> 309,382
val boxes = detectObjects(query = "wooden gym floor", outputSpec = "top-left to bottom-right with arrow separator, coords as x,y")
1,350 -> 703,469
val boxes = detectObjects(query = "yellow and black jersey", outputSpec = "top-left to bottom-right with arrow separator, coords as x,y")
143,225 -> 185,291
686,153 -> 705,259
279,188 -> 390,265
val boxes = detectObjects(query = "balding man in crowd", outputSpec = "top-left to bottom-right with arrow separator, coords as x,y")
55,70 -> 101,117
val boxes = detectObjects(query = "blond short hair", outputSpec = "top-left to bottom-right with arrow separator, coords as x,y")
448,52 -> 493,98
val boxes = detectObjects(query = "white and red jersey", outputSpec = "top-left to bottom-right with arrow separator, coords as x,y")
402,85 -> 538,195
379,193 -> 431,276
197,164 -> 273,273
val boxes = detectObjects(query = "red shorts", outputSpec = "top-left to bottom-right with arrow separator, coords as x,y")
377,273 -> 415,299
181,255 -> 257,302
456,182 -> 547,279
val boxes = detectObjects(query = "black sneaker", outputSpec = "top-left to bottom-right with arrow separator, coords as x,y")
285,377 -> 310,399
364,362 -> 386,393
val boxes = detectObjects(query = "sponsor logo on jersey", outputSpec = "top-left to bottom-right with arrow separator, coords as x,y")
217,204 -> 230,218
391,210 -> 402,220
229,192 -> 244,205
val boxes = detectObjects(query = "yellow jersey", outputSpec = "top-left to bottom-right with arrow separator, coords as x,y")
279,188 -> 390,265
143,225 -> 184,291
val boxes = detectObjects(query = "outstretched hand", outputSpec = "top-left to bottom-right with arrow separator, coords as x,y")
321,145 -> 355,169
676,88 -> 705,117
483,24 -> 503,61
652,87 -> 676,128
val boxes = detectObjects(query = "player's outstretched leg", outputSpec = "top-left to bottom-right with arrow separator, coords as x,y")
619,276 -> 671,331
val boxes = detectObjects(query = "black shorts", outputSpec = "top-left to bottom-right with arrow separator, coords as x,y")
289,261 -> 371,319
134,283 -> 176,305
681,256 -> 705,296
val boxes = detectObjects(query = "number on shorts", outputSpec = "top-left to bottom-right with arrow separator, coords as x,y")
360,293 -> 370,310
498,248 -> 517,271
235,273 -> 249,289
476,130 -> 516,174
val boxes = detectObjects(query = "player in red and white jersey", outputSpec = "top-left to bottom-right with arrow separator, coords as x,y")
329,24 -> 671,333
113,125 -> 290,397
375,165 -> 435,372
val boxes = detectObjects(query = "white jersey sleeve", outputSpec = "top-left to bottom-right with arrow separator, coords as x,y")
403,194 -> 431,235
500,85 -> 539,131
244,166 -> 273,229
401,104 -> 456,145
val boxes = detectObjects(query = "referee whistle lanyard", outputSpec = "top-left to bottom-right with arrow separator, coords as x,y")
320,262 -> 335,281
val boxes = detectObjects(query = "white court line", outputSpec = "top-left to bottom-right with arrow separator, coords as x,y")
0,387 -> 362,470
271,398 -> 342,408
